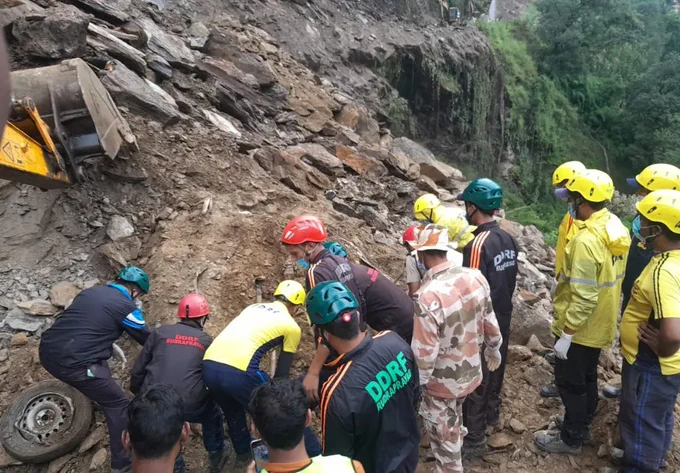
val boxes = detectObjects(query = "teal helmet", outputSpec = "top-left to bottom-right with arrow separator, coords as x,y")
305,281 -> 358,326
458,178 -> 503,211
117,266 -> 150,293
323,241 -> 349,258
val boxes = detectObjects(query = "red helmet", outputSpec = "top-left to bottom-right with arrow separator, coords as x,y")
177,294 -> 210,319
401,225 -> 419,245
281,215 -> 327,245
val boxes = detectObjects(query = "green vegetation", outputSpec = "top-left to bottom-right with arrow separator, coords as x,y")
475,0 -> 680,241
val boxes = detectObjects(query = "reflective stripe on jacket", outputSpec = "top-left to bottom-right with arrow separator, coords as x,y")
552,208 -> 631,348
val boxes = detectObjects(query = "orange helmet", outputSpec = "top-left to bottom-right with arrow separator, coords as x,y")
177,293 -> 210,319
281,216 -> 327,245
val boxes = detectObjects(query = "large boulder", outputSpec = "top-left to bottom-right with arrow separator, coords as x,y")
140,18 -> 194,69
510,297 -> 554,347
286,144 -> 345,177
391,137 -> 464,184
1,0 -> 43,29
253,147 -> 329,198
12,5 -> 90,59
335,146 -> 387,179
335,104 -> 380,144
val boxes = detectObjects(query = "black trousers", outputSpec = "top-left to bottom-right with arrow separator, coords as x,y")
554,340 -> 600,447
463,320 -> 510,444
40,356 -> 130,470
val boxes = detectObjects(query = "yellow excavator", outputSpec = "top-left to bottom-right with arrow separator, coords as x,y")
0,58 -> 136,189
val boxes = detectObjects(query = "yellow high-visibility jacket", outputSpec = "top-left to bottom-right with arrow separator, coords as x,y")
555,212 -> 579,278
431,206 -> 476,251
552,208 -> 631,348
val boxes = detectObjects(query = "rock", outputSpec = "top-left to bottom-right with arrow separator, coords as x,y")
597,444 -> 608,458
202,110 -> 242,138
188,21 -> 209,49
0,296 -> 13,309
100,236 -> 142,267
17,299 -> 58,316
507,345 -> 532,363
487,433 -> 513,449
599,349 -> 618,372
522,365 -> 552,387
86,23 -> 146,76
79,425 -> 106,453
89,448 -> 108,471
415,175 -> 440,194
140,18 -> 194,69
518,289 -> 540,305
50,282 -> 81,308
197,57 -> 260,89
84,279 -> 100,289
525,334 -> 544,352
11,332 -> 28,346
359,206 -> 390,232
47,454 -> 74,473
420,161 -> 461,184
336,103 -> 361,128
107,215 -> 135,241
407,162 -> 420,180
392,137 -> 436,164
0,349 -> 8,362
1,0 -> 44,29
287,144 -> 344,177
147,54 -> 173,81
511,297 -> 553,347
509,419 -> 527,434
71,0 -> 130,23
102,61 -> 180,125
12,5 -> 90,59
332,199 -> 362,219
3,308 -> 45,333
335,146 -> 387,178
373,231 -> 390,245
253,147 -> 328,198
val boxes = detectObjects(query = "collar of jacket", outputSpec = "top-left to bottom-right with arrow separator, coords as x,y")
107,283 -> 132,300
474,220 -> 498,234
324,331 -> 374,368
575,207 -> 609,229
310,248 -> 330,264
422,260 -> 457,284
179,319 -> 203,330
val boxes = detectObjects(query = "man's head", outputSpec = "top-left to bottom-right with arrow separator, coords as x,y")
555,169 -> 613,221
116,266 -> 150,300
305,281 -> 361,350
552,161 -> 586,188
273,280 -> 306,316
280,216 -> 327,263
177,293 -> 210,327
627,163 -> 680,197
123,385 -> 190,463
249,379 -> 311,452
412,224 -> 450,270
458,178 -> 503,226
413,194 -> 441,223
634,190 -> 680,252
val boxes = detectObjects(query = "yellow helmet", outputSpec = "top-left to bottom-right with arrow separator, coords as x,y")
274,280 -> 306,306
565,169 -> 614,203
636,190 -> 680,234
414,194 -> 441,221
628,163 -> 680,192
552,161 -> 586,186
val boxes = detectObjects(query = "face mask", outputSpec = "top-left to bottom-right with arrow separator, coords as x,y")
296,259 -> 310,269
633,219 -> 660,248
632,215 -> 642,239
568,202 -> 577,219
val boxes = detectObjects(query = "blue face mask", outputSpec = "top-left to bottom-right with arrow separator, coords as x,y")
296,259 -> 310,269
568,202 -> 577,219
632,215 -> 642,240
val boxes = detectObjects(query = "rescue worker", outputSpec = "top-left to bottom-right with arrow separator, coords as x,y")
306,281 -> 420,473
39,266 -> 151,473
413,193 -> 476,251
603,190 -> 680,473
541,161 -> 587,399
281,215 -> 415,401
411,224 -> 503,473
456,178 -> 518,453
202,280 -> 321,462
129,294 -> 228,473
534,169 -> 630,454
247,379 -> 365,473
402,225 -> 463,298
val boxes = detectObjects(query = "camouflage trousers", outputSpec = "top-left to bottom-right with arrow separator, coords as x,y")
420,393 -> 466,473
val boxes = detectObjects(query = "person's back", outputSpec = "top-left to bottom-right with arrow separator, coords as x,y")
40,285 -> 139,368
204,301 -> 301,372
130,321 -> 212,415
322,331 -> 420,473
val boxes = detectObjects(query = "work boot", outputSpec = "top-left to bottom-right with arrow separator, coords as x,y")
554,414 -> 592,444
602,385 -> 621,399
544,351 -> 556,365
540,383 -> 560,398
209,447 -> 230,473
534,430 -> 582,454
463,439 -> 488,459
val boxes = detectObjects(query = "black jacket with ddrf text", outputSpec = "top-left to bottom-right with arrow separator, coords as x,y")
463,221 -> 519,325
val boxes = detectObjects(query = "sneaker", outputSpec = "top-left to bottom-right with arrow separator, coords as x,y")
602,385 -> 621,399
463,439 -> 488,459
540,383 -> 560,398
534,430 -> 582,454
553,415 -> 592,444
208,447 -> 230,473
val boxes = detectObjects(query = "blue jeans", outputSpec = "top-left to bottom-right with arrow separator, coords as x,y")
203,361 -> 321,457
175,401 -> 225,469
619,359 -> 680,473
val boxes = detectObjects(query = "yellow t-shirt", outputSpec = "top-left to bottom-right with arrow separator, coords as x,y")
204,301 -> 301,371
621,250 -> 680,375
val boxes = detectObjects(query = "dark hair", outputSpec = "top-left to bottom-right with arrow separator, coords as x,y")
660,222 -> 680,242
127,385 -> 185,459
423,249 -> 448,259
319,309 -> 361,341
248,379 -> 308,450
572,192 -> 606,211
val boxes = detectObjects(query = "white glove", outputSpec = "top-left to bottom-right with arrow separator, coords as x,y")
554,332 -> 573,360
484,346 -> 502,372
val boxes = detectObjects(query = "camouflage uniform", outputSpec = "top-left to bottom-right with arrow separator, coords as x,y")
412,260 -> 502,473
